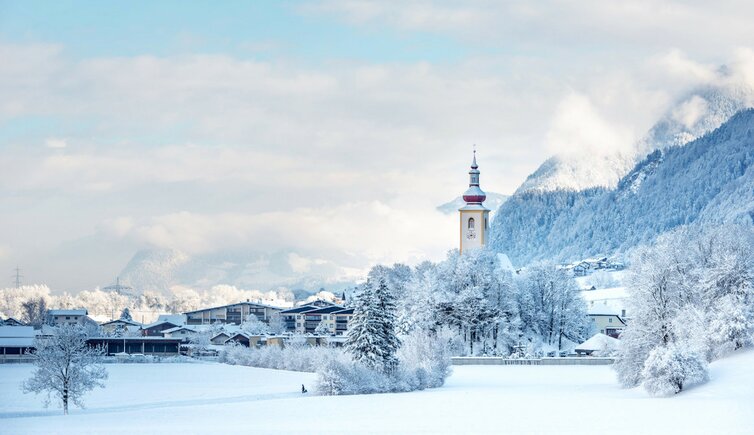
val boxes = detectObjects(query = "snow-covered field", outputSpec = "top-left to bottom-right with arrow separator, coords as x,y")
2,351 -> 753,434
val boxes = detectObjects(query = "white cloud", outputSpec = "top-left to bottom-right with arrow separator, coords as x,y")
105,200 -> 456,269
45,138 -> 67,149
304,1 -> 754,56
672,95 -> 710,129
545,93 -> 635,158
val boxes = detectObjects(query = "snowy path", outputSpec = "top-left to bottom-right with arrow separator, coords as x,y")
1,351 -> 752,434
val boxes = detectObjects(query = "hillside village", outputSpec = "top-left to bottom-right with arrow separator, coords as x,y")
3,3 -> 754,433
1,154 -> 635,363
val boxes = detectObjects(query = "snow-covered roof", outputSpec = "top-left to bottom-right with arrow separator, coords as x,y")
142,319 -> 182,330
183,301 -> 283,315
587,301 -> 622,316
157,314 -> 187,325
0,326 -> 36,347
575,333 -> 621,352
48,309 -> 87,316
0,326 -> 35,338
581,287 -> 628,301
162,326 -> 198,334
101,318 -> 142,326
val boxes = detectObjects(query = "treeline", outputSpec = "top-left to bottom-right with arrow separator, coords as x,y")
0,284 -> 292,324
364,249 -> 590,357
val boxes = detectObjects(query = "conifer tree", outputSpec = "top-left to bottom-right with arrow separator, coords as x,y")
345,277 -> 401,373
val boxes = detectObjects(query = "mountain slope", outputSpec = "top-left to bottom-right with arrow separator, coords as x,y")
118,248 -> 359,293
491,109 -> 754,265
518,82 -> 754,194
436,192 -> 508,218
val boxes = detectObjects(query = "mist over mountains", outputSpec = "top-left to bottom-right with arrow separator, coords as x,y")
490,82 -> 754,266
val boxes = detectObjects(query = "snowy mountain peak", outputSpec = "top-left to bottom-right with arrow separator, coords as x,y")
516,81 -> 754,195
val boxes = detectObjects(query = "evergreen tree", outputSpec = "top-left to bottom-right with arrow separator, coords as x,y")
345,277 -> 400,373
119,307 -> 133,321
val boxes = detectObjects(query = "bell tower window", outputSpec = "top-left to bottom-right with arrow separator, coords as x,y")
468,217 -> 475,230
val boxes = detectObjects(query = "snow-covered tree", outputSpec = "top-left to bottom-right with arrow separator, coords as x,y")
641,343 -> 709,397
241,314 -> 270,336
21,297 -> 48,328
314,320 -> 331,335
22,326 -> 108,415
516,262 -> 589,352
188,329 -> 213,352
119,307 -> 133,321
267,312 -> 286,334
345,277 -> 400,373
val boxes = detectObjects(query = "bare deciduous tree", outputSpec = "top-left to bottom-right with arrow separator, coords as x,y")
22,326 -> 108,415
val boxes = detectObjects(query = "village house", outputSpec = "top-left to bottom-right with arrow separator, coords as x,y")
100,318 -> 142,336
47,309 -> 97,328
141,319 -> 183,337
0,316 -> 25,327
210,332 -> 232,345
588,303 -> 627,338
161,326 -> 199,340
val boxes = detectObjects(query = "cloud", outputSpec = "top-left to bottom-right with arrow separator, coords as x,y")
45,138 -> 67,149
304,1 -> 754,56
108,200 -> 456,268
545,93 -> 635,158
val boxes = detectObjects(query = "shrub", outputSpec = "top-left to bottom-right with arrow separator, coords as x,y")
641,344 -> 709,397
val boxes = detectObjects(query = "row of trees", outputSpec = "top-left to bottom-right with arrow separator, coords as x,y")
368,249 -> 590,357
1,284 -> 292,325
614,224 -> 754,396
316,247 -> 590,395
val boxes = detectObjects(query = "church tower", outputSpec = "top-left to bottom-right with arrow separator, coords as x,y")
459,150 -> 490,254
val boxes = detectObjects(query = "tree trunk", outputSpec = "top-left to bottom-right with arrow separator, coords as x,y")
63,381 -> 69,415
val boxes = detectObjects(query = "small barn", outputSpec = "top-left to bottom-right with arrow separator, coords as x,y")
575,333 -> 621,356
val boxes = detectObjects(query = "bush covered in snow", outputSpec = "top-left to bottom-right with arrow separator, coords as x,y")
641,344 -> 709,396
219,341 -> 349,373
317,329 -> 452,396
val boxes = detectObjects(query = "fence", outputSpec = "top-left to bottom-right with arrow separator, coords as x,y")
451,357 -> 615,366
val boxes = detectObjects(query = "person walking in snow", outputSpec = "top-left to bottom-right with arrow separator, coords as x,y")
301,384 -> 308,393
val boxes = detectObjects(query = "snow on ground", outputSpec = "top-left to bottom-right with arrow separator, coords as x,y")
2,350 -> 753,434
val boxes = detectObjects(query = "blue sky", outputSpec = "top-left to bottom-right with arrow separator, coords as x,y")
0,1 -> 467,62
1,1 -> 753,291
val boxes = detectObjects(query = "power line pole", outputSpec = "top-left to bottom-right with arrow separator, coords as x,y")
13,266 -> 23,288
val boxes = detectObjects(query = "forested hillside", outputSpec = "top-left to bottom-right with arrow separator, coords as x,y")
491,109 -> 754,265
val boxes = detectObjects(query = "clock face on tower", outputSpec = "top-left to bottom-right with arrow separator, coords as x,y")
466,230 -> 476,240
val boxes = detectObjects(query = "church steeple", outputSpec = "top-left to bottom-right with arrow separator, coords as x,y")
463,149 -> 486,204
459,148 -> 490,254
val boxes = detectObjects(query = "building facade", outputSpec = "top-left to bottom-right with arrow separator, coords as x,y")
279,302 -> 354,335
47,309 -> 96,328
459,150 -> 490,253
184,301 -> 282,325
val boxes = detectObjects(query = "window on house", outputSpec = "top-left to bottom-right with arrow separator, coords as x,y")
468,218 -> 475,229
608,318 -> 613,323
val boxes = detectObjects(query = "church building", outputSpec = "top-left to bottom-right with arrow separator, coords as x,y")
459,151 -> 490,253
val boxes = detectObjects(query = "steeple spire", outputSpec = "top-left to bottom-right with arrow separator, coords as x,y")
463,148 -> 486,203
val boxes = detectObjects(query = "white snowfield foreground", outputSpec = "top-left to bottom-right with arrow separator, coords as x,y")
1,350 -> 753,434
